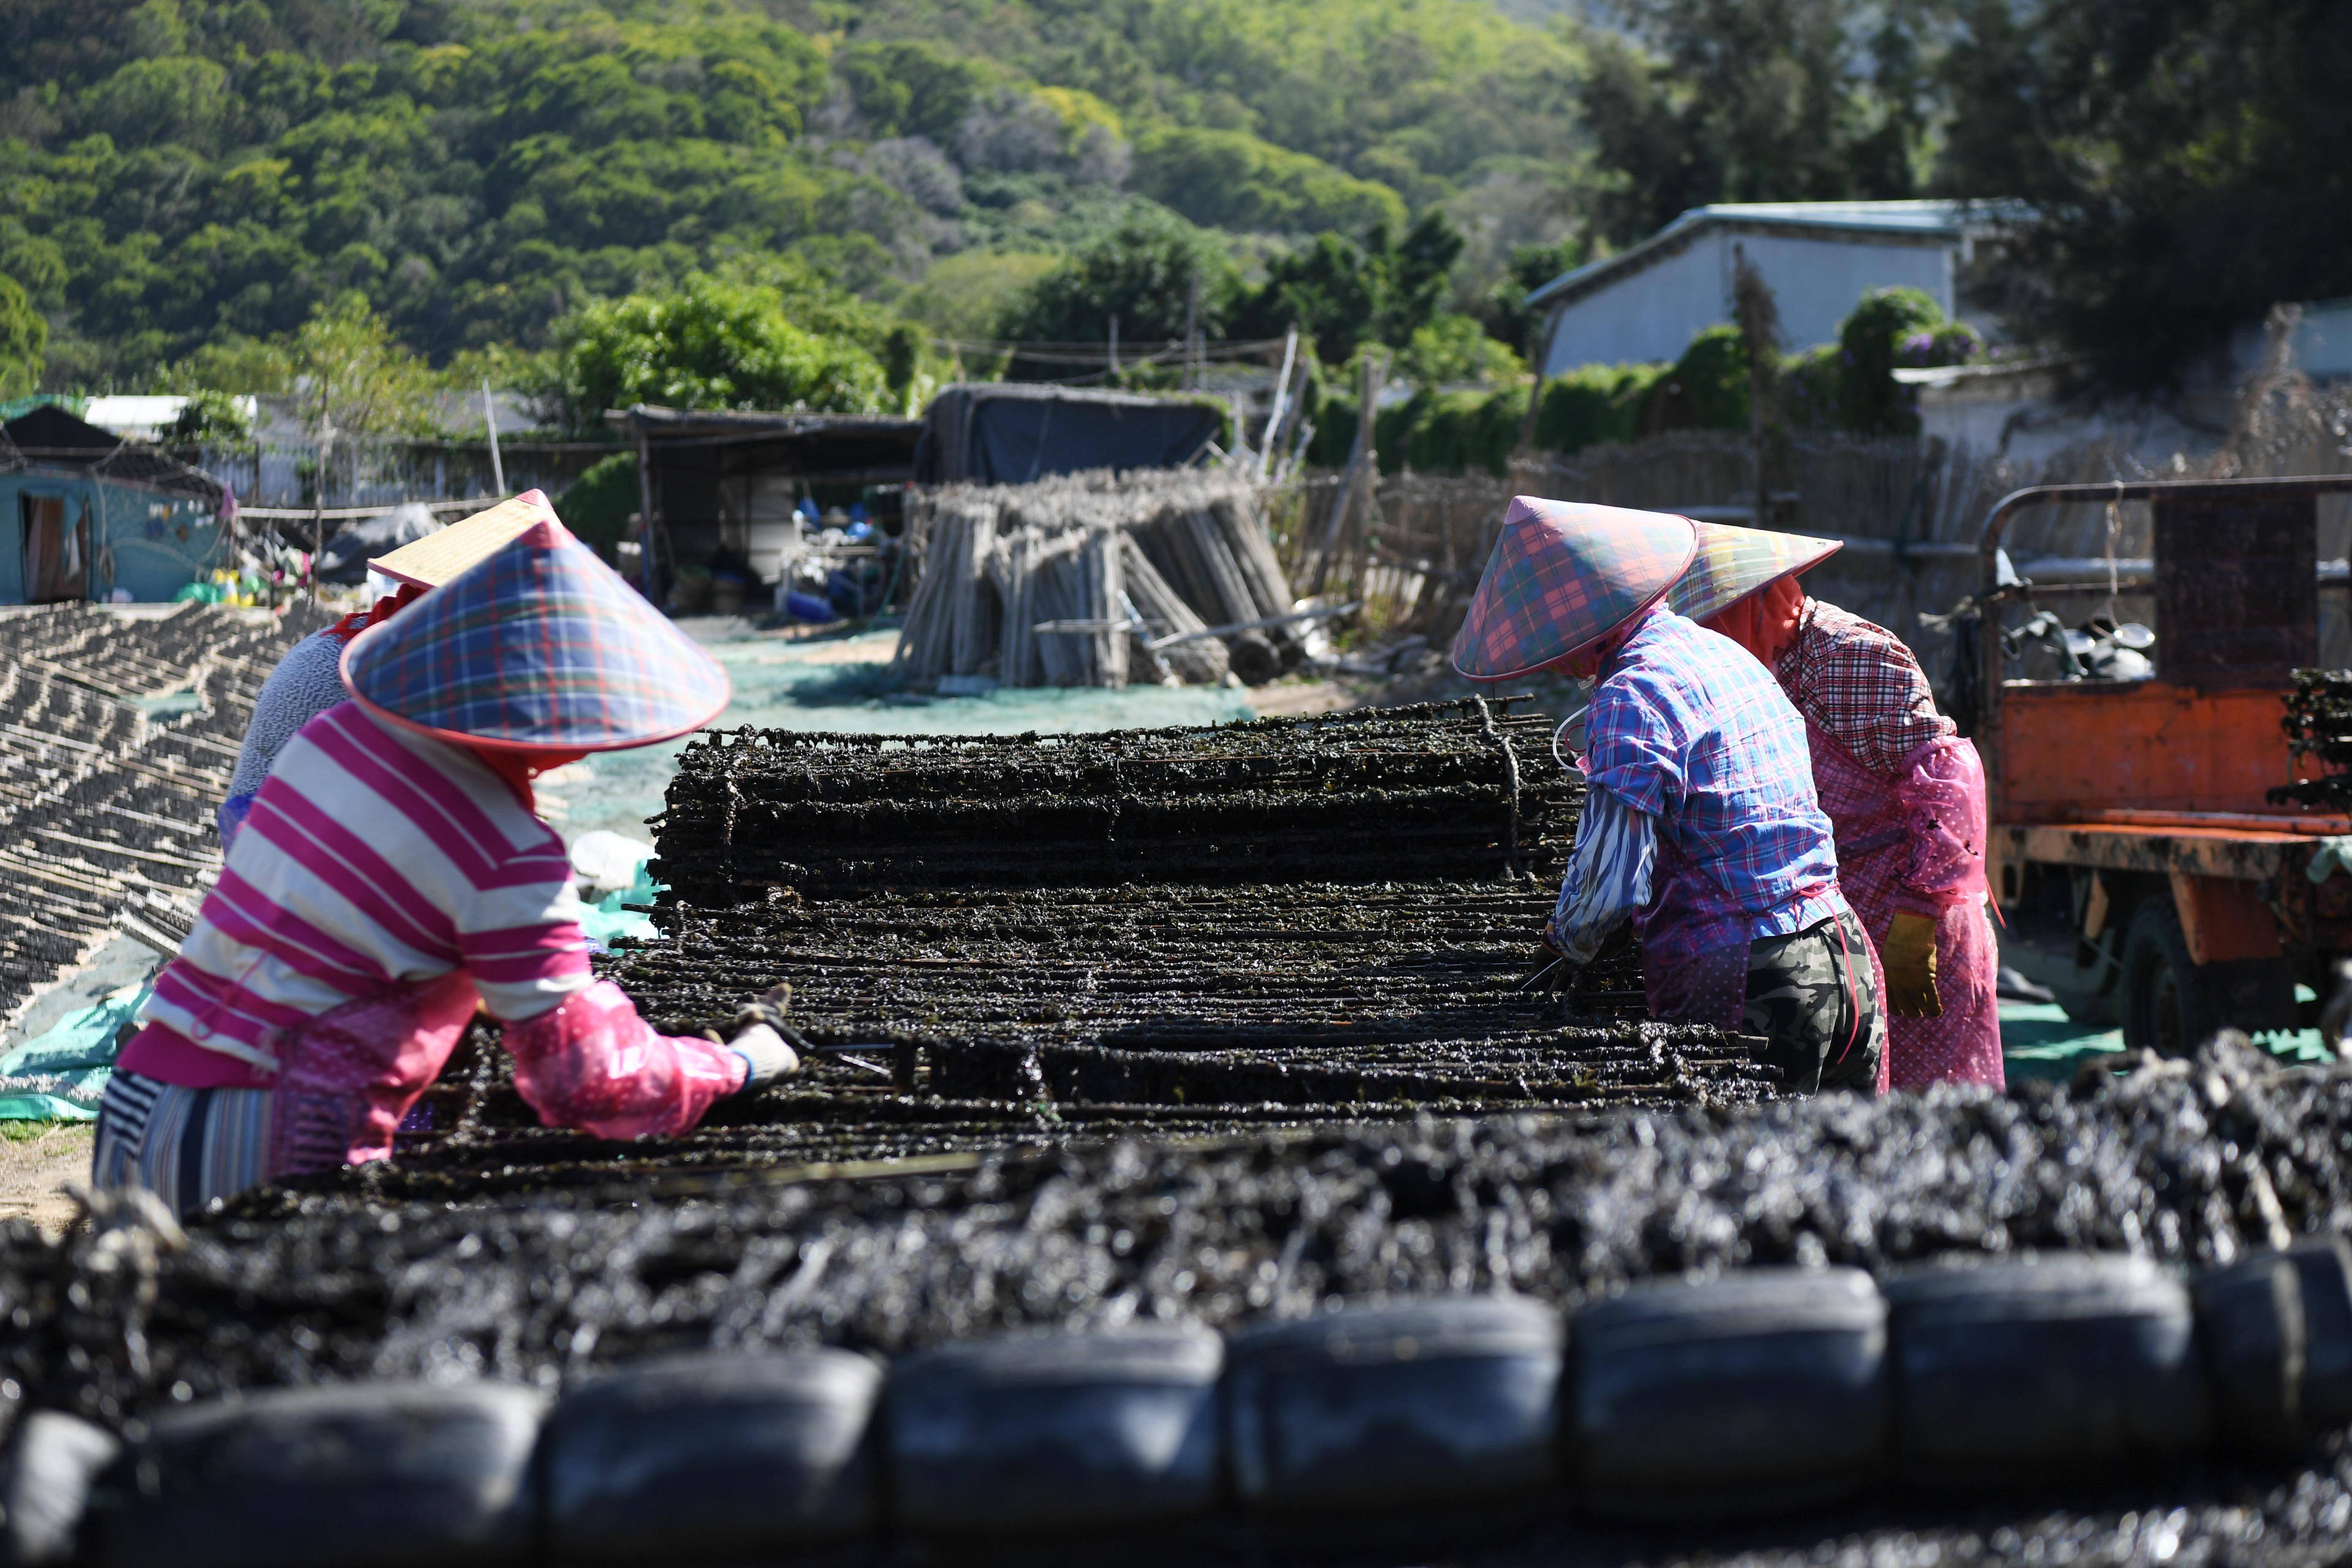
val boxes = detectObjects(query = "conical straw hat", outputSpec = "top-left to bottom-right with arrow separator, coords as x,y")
1450,498 -> 1697,680
1666,519 -> 1843,626
368,490 -> 561,589
341,518 -> 730,754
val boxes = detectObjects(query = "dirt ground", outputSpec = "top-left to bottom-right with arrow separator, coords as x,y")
0,1124 -> 92,1237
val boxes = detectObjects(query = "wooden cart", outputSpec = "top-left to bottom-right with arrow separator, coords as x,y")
1980,475 -> 2352,1053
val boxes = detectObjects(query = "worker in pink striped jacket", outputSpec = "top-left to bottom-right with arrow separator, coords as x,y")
95,517 -> 786,1215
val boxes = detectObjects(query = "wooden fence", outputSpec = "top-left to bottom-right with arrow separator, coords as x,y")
189,438 -> 612,514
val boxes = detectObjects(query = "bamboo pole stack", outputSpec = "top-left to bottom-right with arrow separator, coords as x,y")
894,469 -> 1297,689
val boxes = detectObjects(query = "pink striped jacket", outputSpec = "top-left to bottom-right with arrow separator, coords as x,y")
125,702 -> 740,1148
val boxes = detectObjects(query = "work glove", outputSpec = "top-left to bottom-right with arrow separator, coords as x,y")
725,983 -> 803,1090
1881,911 -> 1943,1019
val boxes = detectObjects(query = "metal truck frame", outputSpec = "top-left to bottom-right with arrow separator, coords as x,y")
1980,474 -> 2352,1053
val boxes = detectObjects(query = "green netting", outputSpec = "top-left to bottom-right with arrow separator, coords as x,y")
1997,999 -> 2336,1082
0,977 -> 153,1120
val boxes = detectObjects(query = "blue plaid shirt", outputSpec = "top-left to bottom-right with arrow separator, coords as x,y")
1580,608 -> 1845,963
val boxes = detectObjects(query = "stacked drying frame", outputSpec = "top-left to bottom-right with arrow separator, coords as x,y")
347,698 -> 1726,1196
0,601 -> 328,1025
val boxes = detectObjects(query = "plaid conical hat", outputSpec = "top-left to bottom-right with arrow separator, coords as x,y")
340,518 -> 730,753
369,490 -> 559,589
1450,498 -> 1697,680
1667,520 -> 1843,625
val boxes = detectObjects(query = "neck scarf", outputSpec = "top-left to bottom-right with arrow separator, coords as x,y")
325,582 -> 428,643
1704,576 -> 1806,665
468,745 -> 592,811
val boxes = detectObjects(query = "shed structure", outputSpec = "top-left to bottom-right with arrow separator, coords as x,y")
0,405 -> 226,604
609,405 -> 923,591
1525,201 -> 1993,376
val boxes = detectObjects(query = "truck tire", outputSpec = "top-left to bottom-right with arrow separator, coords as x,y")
2054,926 -> 2123,1026
887,1326 -> 1223,1535
1567,1267 -> 1886,1519
2191,1254 -> 2306,1454
1884,1254 -> 2209,1489
2288,1237 -> 2352,1429
90,1381 -> 544,1568
2121,902 -> 2218,1057
1225,1297 -> 1563,1517
542,1350 -> 880,1561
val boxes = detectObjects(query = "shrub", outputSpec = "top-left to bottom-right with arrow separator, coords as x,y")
556,452 -> 640,561
1533,362 -> 1666,452
1835,286 -> 1947,436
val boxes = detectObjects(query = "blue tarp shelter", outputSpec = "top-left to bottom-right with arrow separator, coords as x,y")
912,385 -> 1225,485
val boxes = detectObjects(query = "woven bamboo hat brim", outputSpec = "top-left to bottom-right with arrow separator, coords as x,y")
369,490 -> 560,589
341,517 -> 731,754
1666,519 -> 1843,626
1450,497 -> 1697,680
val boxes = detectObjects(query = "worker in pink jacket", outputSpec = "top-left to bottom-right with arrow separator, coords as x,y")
1669,520 -> 2003,1091
95,517 -> 788,1215
217,492 -> 558,849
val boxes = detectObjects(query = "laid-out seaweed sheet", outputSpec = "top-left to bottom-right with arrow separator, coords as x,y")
9,1040 -> 2345,1565
344,887 -> 1691,1199
0,600 -> 331,1021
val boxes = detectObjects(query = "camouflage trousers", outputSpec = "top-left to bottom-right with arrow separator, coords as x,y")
1744,907 -> 1885,1095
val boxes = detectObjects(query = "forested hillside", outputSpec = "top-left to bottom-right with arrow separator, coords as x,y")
0,0 -> 1591,384
0,0 -> 2340,415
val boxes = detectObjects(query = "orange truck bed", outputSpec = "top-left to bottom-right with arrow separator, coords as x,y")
1993,681 -> 2319,821
1991,679 -> 2336,879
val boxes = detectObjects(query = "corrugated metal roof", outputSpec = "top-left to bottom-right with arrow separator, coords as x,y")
1524,200 -> 2001,311
0,405 -> 225,502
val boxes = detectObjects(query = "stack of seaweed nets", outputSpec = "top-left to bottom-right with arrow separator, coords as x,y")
23,1037 -> 2352,1567
648,696 -> 1576,904
0,599 -> 330,1021
2271,667 -> 2352,808
341,697 -> 1722,1195
892,468 -> 1299,690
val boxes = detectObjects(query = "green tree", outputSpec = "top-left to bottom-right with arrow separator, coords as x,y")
1533,362 -> 1666,452
1128,126 -> 1406,237
556,451 -> 640,560
996,211 -> 1238,360
1643,324 -> 1751,431
1234,232 -> 1383,365
1938,0 -> 2352,393
1396,313 -> 1520,387
1832,286 -> 1973,435
833,39 -> 992,142
1478,237 -> 1584,359
280,295 -> 441,441
556,274 -> 889,430
159,388 -> 252,445
1578,0 -> 1934,245
0,273 -> 44,396
1233,212 -> 1467,365
897,251 -> 1062,340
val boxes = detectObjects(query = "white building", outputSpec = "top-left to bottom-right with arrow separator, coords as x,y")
79,394 -> 259,443
1524,201 -> 2001,376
